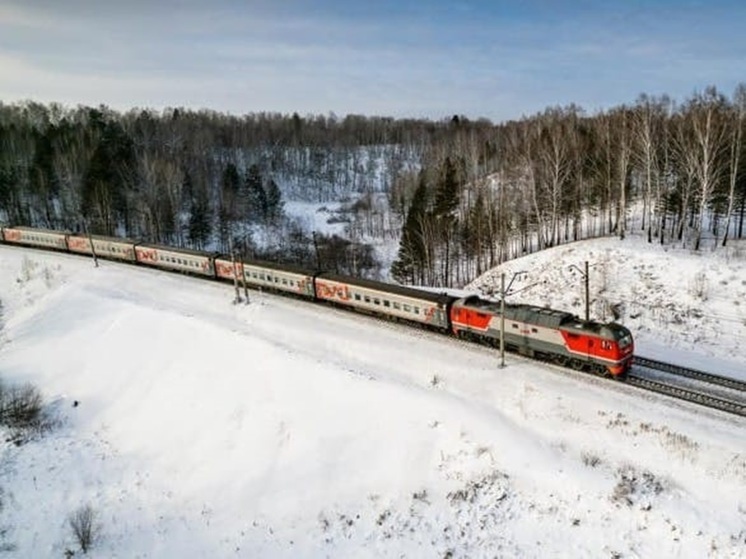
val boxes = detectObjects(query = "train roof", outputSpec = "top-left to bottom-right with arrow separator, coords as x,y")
318,272 -> 456,305
456,295 -> 633,338
137,242 -> 219,258
457,295 -> 577,328
231,258 -> 317,277
7,227 -> 139,245
3,225 -> 69,234
68,232 -> 140,244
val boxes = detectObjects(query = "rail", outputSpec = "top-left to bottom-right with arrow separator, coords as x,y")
625,374 -> 746,417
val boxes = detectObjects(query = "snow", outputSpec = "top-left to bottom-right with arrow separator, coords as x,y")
467,236 -> 746,381
0,238 -> 745,558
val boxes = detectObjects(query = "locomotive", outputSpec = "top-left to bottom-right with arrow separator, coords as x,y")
0,225 -> 634,377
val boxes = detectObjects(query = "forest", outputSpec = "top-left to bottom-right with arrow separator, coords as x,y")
1,84 -> 745,287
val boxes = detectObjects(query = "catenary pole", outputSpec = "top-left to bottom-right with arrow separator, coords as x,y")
229,238 -> 240,304
500,272 -> 505,369
584,260 -> 590,322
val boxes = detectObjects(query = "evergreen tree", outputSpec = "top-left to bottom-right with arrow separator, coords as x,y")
81,117 -> 135,235
30,127 -> 59,226
216,162 -> 240,250
188,187 -> 211,249
391,171 -> 429,284
244,163 -> 267,222
221,163 -> 240,203
433,156 -> 460,218
431,156 -> 461,284
264,177 -> 284,223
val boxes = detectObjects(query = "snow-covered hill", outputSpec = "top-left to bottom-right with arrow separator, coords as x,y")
0,239 -> 744,558
468,236 -> 746,378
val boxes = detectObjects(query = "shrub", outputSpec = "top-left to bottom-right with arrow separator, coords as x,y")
0,382 -> 43,429
69,504 -> 101,554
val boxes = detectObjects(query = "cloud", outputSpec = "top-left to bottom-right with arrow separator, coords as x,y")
1,1 -> 746,121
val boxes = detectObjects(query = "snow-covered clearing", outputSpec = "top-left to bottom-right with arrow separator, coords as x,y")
0,238 -> 744,558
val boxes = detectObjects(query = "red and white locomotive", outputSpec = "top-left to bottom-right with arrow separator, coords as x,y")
0,225 -> 634,377
450,296 -> 633,376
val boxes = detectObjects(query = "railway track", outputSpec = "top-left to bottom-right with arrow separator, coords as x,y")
4,242 -> 746,419
634,356 -> 746,392
629,356 -> 746,417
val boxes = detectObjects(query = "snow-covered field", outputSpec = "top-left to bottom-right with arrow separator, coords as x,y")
0,238 -> 744,558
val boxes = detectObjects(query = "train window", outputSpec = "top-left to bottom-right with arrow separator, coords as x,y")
512,323 -> 519,329
414,307 -> 420,314
403,304 -> 411,312
374,298 -> 380,305
568,333 -> 580,339
531,328 -> 538,333
364,296 -> 371,303
354,294 -> 361,301
393,302 -> 400,310
383,300 -> 390,308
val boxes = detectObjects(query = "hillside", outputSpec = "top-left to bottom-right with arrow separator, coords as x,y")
0,238 -> 744,558
467,235 -> 746,377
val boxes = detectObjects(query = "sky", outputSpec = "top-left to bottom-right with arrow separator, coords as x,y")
0,231 -> 744,557
2,0 -> 746,122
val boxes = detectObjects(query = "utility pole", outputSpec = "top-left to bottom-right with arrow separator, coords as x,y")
584,260 -> 589,322
229,237 -> 241,304
499,270 -> 529,369
83,218 -> 98,268
242,267 -> 250,304
240,237 -> 250,304
500,272 -> 506,368
312,230 -> 321,271
569,261 -> 590,321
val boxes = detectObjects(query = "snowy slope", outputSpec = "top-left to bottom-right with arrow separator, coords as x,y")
467,236 -> 746,380
0,242 -> 744,558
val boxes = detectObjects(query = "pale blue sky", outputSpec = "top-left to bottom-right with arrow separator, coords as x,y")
2,0 -> 745,122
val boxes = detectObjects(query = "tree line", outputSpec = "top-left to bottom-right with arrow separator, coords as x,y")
391,86 -> 746,286
1,85 -> 745,286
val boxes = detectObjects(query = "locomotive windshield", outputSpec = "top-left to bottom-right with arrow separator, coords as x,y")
618,334 -> 633,348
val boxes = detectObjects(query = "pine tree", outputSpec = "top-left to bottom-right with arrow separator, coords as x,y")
433,156 -> 460,218
221,162 -> 240,216
431,156 -> 461,284
81,117 -> 135,235
391,171 -> 429,284
30,127 -> 59,226
244,164 -> 267,222
188,187 -> 211,249
264,177 -> 284,223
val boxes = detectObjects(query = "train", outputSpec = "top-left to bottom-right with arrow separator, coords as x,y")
0,225 -> 635,377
